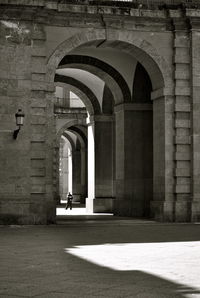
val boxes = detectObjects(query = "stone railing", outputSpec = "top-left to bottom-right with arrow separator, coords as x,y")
54,97 -> 87,114
54,97 -> 68,108
54,107 -> 87,115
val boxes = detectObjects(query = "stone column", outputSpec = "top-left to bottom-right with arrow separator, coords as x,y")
86,115 -> 114,213
190,16 -> 200,221
30,23 -> 56,224
172,18 -> 192,222
68,148 -> 73,194
151,17 -> 192,222
59,139 -> 69,202
80,147 -> 87,204
114,103 -> 153,217
62,146 -> 69,200
150,90 -> 175,221
86,120 -> 95,211
59,140 -> 64,201
72,148 -> 82,202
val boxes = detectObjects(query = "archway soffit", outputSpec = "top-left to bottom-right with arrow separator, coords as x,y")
68,126 -> 87,146
59,55 -> 131,102
47,30 -> 169,92
62,132 -> 76,151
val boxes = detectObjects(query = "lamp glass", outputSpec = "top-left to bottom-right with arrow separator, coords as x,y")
15,109 -> 25,126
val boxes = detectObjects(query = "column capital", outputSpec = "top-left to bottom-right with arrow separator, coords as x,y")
87,115 -> 114,124
114,102 -> 152,113
151,87 -> 174,100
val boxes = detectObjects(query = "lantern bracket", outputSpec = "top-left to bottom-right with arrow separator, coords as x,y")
13,109 -> 25,140
13,127 -> 21,140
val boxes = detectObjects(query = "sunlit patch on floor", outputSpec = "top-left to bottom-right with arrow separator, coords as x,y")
56,206 -> 113,216
65,241 -> 200,295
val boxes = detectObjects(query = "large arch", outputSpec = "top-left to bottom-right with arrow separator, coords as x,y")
49,30 -> 172,218
46,29 -> 170,92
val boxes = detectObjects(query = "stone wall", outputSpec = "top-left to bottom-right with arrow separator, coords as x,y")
0,1 -> 200,222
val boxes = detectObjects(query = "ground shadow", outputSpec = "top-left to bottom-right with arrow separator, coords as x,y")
0,223 -> 200,297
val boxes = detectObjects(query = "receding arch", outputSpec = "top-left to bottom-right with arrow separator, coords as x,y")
59,133 -> 75,202
55,82 -> 88,110
55,74 -> 101,115
68,126 -> 87,147
59,55 -> 131,102
56,119 -> 87,148
57,63 -> 124,105
62,132 -> 76,151
62,129 -> 88,204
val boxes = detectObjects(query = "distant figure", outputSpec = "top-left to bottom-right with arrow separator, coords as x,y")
66,192 -> 73,210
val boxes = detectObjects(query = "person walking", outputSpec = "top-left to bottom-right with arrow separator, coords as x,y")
65,192 -> 73,210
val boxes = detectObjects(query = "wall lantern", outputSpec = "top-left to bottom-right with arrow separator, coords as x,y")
13,109 -> 25,139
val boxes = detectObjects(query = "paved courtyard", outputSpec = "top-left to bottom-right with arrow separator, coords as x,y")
0,208 -> 200,298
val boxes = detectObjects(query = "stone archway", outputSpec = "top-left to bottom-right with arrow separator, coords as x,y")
59,133 -> 74,202
55,121 -> 88,207
67,128 -> 88,203
48,30 -> 173,219
54,119 -> 87,203
46,29 -> 171,91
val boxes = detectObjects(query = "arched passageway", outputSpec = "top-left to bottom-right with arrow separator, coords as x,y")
50,34 -> 167,219
60,130 -> 87,204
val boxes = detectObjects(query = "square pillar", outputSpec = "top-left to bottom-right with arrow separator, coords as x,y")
86,115 -> 114,213
114,103 -> 153,217
72,148 -> 82,202
190,22 -> 200,221
150,92 -> 175,221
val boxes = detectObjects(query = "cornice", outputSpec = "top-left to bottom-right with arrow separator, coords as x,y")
0,2 -> 200,31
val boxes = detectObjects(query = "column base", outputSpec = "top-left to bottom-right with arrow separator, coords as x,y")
86,198 -> 113,213
191,201 -> 200,222
72,194 -> 81,203
150,201 -> 174,222
113,199 -> 146,217
150,200 -> 193,222
175,201 -> 191,222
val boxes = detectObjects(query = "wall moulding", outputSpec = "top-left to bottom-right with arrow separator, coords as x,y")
151,87 -> 174,100
114,103 -> 152,113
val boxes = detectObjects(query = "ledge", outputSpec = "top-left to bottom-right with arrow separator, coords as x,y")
0,1 -> 200,17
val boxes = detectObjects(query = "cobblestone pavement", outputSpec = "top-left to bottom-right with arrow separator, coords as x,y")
0,213 -> 200,298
